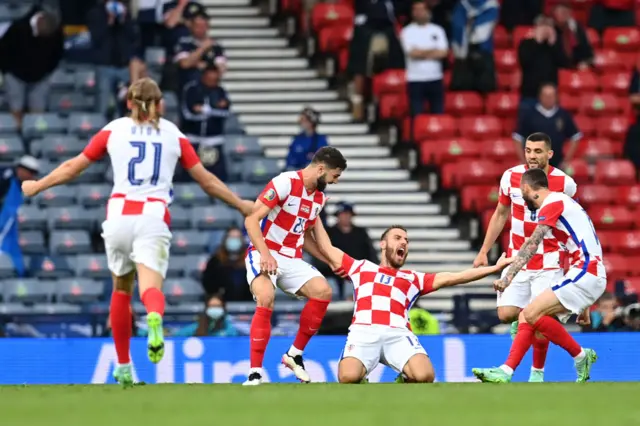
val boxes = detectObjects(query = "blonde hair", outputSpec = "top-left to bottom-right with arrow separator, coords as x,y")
127,77 -> 163,129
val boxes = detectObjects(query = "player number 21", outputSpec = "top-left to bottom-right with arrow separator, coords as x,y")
128,141 -> 162,186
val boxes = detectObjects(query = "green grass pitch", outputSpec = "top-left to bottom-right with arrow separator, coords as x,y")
1,383 -> 638,426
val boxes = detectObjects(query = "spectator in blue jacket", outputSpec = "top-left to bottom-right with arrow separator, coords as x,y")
284,107 -> 329,171
172,293 -> 240,337
181,65 -> 230,181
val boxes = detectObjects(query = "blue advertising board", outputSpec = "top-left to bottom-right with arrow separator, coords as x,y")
0,333 -> 638,384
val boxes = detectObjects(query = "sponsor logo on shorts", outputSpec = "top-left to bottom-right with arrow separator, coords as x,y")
264,189 -> 276,202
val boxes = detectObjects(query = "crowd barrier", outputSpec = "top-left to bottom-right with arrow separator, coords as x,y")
0,333 -> 638,384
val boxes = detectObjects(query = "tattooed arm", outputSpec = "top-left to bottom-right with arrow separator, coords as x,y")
494,224 -> 552,292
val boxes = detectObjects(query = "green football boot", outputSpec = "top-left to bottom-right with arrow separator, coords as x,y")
113,364 -> 134,389
575,348 -> 597,383
146,312 -> 165,364
528,369 -> 544,383
472,367 -> 512,383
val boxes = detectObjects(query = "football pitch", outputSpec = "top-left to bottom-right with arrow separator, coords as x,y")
1,383 -> 639,426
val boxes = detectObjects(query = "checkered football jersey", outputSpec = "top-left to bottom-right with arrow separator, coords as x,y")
499,164 -> 577,270
251,170 -> 326,258
337,253 -> 436,329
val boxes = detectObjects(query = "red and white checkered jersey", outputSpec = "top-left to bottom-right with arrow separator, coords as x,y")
251,170 -> 326,258
83,117 -> 199,226
499,165 -> 577,270
538,192 -> 606,278
337,253 -> 436,329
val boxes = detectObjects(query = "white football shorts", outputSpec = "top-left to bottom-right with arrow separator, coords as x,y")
553,267 -> 606,323
101,216 -> 172,278
245,250 -> 324,297
341,324 -> 428,374
497,269 -> 565,309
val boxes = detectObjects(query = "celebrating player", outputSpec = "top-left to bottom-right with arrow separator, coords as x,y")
243,146 -> 347,386
473,168 -> 604,383
21,78 -> 253,387
309,222 -> 513,384
472,132 -> 577,382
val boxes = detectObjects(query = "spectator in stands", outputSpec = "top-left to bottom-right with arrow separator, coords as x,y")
347,0 -> 405,121
87,0 -> 140,117
450,0 -> 498,93
0,6 -> 63,128
513,83 -> 582,167
588,0 -> 636,33
623,303 -> 640,331
0,156 -> 39,278
284,107 -> 328,171
499,0 -> 543,30
173,12 -> 226,89
312,202 -> 377,299
181,65 -> 230,181
624,61 -> 640,170
552,2 -> 594,70
400,1 -> 448,117
583,292 -> 626,332
173,293 -> 240,336
134,0 -> 203,50
518,15 -> 568,111
201,226 -> 252,302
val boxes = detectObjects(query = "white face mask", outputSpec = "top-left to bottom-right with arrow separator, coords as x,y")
206,307 -> 224,320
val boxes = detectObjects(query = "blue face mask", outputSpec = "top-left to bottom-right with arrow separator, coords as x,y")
225,237 -> 243,252
206,307 -> 224,320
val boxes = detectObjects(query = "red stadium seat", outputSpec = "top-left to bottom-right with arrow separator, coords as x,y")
594,49 -> 628,73
617,185 -> 640,207
497,71 -> 521,92
311,3 -> 354,32
599,71 -> 631,96
602,254 -> 632,280
563,159 -> 591,184
494,25 -> 510,49
445,91 -> 484,116
559,93 -> 580,113
372,69 -> 406,97
589,205 -> 635,230
594,159 -> 637,185
573,115 -> 596,137
461,185 -> 500,212
558,70 -> 598,95
512,26 -> 534,47
586,28 -> 601,48
483,137 -> 519,162
318,25 -> 353,53
597,230 -> 618,253
458,116 -> 502,139
603,27 -> 640,52
378,93 -> 408,120
501,116 -> 518,137
421,138 -> 479,166
408,114 -> 456,142
440,160 -> 502,189
337,48 -> 349,72
596,116 -> 629,140
486,92 -> 519,117
280,0 -> 302,13
565,138 -> 618,160
494,49 -> 518,73
576,184 -> 618,209
579,93 -> 622,116
615,231 -> 640,255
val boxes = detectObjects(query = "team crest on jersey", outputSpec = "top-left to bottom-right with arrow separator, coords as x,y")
301,205 -> 310,214
264,189 -> 276,201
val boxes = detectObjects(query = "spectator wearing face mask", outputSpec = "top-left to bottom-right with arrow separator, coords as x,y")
284,107 -> 328,171
201,226 -> 252,302
172,293 -> 240,337
582,292 -> 626,332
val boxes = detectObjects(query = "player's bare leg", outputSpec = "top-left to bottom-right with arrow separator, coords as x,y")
337,357 -> 368,384
281,277 -> 332,383
244,276 -> 275,386
137,263 -> 166,364
400,354 -> 435,383
111,271 -> 135,388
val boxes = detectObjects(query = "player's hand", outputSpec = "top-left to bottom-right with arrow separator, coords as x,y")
493,276 -> 511,292
260,252 -> 278,276
495,252 -> 514,269
332,265 -> 348,278
576,310 -> 591,326
21,180 -> 41,197
239,199 -> 254,216
473,251 -> 489,268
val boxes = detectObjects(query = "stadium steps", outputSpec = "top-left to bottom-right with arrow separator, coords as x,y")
202,0 -> 497,296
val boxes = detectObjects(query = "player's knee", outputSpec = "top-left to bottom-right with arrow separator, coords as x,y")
522,307 -> 541,325
303,278 -> 333,301
412,370 -> 435,383
338,370 -> 364,384
497,307 -> 519,324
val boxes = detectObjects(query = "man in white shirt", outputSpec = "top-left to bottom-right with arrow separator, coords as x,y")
400,1 -> 448,116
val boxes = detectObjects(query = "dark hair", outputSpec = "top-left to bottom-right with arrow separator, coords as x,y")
216,225 -> 245,267
526,132 -> 552,150
538,82 -> 557,95
599,292 -> 615,303
521,168 -> 549,190
311,146 -> 347,170
381,225 -> 408,241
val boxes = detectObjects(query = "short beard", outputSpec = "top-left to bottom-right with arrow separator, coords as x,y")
385,246 -> 405,269
316,175 -> 327,192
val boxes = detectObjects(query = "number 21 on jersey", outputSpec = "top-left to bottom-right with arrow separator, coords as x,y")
128,141 -> 162,186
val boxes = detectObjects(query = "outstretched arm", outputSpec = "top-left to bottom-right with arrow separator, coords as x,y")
303,228 -> 331,265
433,253 -> 513,290
22,154 -> 92,197
310,219 -> 345,269
187,163 -> 253,216
495,224 -> 551,291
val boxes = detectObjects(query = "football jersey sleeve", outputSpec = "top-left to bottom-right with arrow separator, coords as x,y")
538,200 -> 565,228
258,174 -> 291,209
415,271 -> 436,295
564,175 -> 577,198
83,130 -> 111,161
498,170 -> 511,206
179,137 -> 200,169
